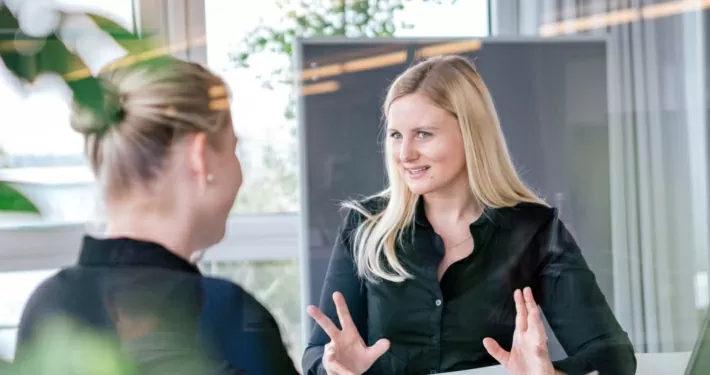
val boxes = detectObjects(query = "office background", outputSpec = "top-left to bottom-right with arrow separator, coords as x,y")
0,0 -> 707,366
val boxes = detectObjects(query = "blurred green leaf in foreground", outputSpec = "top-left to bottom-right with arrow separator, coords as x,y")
13,317 -> 137,375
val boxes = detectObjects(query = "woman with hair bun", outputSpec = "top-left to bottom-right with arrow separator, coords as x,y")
15,55 -> 300,375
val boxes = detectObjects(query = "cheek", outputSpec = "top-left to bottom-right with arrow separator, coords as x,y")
422,140 -> 458,163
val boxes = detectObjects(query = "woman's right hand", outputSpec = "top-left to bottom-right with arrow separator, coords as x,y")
307,291 -> 390,375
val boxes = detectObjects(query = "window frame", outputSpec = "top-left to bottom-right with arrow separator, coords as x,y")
0,213 -> 299,272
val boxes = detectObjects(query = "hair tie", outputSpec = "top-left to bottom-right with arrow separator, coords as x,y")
109,94 -> 126,123
91,92 -> 126,135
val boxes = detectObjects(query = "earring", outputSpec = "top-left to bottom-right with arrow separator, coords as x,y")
207,174 -> 215,183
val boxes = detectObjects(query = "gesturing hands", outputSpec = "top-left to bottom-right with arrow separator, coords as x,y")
483,287 -> 557,375
307,292 -> 390,375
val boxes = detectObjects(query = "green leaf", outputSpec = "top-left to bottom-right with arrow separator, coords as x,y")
0,183 -> 40,213
85,13 -> 154,54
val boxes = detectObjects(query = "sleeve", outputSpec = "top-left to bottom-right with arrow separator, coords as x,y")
301,209 -> 369,375
534,210 -> 637,375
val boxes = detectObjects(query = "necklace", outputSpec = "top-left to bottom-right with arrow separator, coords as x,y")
447,235 -> 473,249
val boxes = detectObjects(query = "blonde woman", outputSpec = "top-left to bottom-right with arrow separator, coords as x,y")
302,55 -> 636,375
15,56 -> 299,375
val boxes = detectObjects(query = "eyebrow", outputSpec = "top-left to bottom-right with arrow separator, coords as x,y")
387,125 -> 439,132
414,126 -> 439,131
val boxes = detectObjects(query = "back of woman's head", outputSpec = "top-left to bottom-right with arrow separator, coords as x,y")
346,54 -> 544,283
70,55 -> 231,199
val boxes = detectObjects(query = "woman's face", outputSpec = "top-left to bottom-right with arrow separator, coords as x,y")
386,92 -> 468,196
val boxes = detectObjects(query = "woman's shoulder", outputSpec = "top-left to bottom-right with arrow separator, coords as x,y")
337,195 -> 390,235
498,202 -> 560,231
201,276 -> 262,309
200,276 -> 283,333
341,195 -> 388,220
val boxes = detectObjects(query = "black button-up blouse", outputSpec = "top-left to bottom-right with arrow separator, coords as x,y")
303,198 -> 636,375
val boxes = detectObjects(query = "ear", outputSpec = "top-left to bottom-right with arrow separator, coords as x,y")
186,132 -> 210,189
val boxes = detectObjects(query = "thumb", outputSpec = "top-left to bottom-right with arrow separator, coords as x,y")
365,338 -> 390,361
483,337 -> 509,366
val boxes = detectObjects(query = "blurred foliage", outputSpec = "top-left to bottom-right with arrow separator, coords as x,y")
232,0 -> 457,73
230,0 -> 455,213
12,317 -> 136,375
0,183 -> 40,213
0,4 -> 154,214
0,144 -> 35,213
0,6 -> 151,128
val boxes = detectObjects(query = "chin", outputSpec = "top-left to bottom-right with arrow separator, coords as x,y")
197,226 -> 226,251
210,226 -> 227,246
405,183 -> 437,196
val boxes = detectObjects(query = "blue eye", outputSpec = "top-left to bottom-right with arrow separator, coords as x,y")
389,132 -> 402,139
417,131 -> 432,138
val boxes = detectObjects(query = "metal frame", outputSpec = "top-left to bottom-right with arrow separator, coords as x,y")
294,34 -> 609,46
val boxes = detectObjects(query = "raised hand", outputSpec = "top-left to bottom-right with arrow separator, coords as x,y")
307,292 -> 390,375
483,287 -> 556,375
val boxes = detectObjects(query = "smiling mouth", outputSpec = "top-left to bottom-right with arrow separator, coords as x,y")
405,166 -> 430,175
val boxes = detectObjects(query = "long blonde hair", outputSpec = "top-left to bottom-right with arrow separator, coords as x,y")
344,54 -> 545,283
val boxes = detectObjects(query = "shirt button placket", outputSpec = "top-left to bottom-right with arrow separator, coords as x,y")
431,297 -> 443,373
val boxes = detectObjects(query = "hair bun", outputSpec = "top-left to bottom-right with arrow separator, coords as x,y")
70,80 -> 126,136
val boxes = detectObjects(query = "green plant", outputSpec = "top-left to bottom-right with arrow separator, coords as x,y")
0,183 -> 40,213
0,5 -> 152,214
0,146 -> 38,213
233,0 -> 457,71
13,317 -> 137,375
0,5 -> 151,129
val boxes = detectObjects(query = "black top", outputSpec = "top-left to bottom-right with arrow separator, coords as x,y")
302,197 -> 636,375
15,236 -> 299,375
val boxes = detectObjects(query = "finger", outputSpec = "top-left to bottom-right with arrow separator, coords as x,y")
365,338 -> 390,362
324,344 -> 353,375
523,286 -> 538,306
307,305 -> 341,339
523,287 -> 545,338
333,292 -> 356,331
482,337 -> 510,366
514,289 -> 527,332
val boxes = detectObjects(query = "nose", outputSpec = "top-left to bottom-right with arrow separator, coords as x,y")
399,139 -> 417,162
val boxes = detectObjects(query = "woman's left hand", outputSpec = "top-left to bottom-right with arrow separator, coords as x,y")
483,287 -> 557,375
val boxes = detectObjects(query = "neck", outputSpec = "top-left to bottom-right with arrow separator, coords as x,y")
422,176 -> 482,224
104,200 -> 196,262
